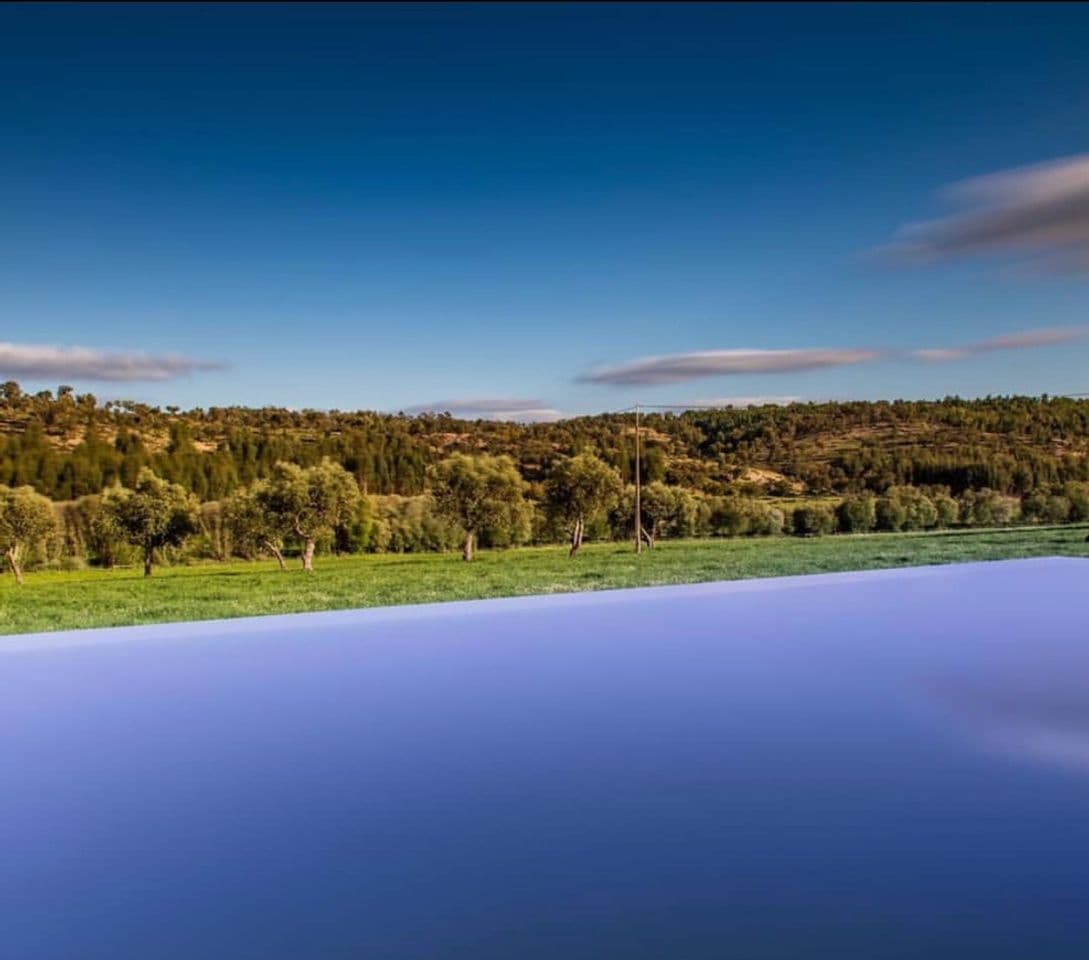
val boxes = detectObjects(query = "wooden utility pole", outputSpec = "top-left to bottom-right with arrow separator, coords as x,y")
634,403 -> 642,554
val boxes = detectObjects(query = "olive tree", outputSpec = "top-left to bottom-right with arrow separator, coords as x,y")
72,493 -> 130,568
108,469 -> 201,576
546,453 -> 622,557
223,480 -> 291,569
261,459 -> 360,572
637,482 -> 704,547
0,485 -> 57,585
429,454 -> 527,561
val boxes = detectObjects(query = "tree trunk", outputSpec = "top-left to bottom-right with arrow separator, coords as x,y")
302,538 -> 316,573
640,525 -> 654,550
143,545 -> 153,577
264,540 -> 286,571
569,516 -> 583,557
462,530 -> 474,562
5,548 -> 23,586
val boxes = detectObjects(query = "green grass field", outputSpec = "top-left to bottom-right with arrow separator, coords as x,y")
2,524 -> 1088,637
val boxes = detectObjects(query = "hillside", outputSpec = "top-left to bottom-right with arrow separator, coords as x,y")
2,382 -> 1089,502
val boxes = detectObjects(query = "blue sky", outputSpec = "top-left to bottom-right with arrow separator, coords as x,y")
3,3 -> 1089,417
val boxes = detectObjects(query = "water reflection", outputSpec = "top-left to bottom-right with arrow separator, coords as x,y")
927,677 -> 1089,772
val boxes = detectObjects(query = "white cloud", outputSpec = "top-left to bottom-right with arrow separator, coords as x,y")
402,397 -> 566,423
887,153 -> 1089,270
911,327 -> 1089,362
642,396 -> 803,411
578,348 -> 882,386
0,342 -> 226,382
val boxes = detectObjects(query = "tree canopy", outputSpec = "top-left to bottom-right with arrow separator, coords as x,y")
546,453 -> 622,556
108,469 -> 201,576
259,459 -> 360,571
0,485 -> 57,584
4,385 -> 1089,505
429,454 -> 529,560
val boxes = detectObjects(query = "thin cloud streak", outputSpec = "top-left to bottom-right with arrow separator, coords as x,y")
402,397 -> 566,423
579,349 -> 882,386
886,153 -> 1089,270
645,396 -> 803,411
0,342 -> 226,382
581,324 -> 1085,387
912,327 -> 1089,362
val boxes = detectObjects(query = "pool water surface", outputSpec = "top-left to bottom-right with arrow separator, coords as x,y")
3,557 -> 1088,958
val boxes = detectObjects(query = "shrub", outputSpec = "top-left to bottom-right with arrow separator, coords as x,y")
1063,482 -> 1089,521
932,492 -> 959,528
875,496 -> 907,532
958,488 -> 1021,527
835,496 -> 876,534
710,497 -> 785,537
1022,490 -> 1072,524
791,503 -> 836,537
875,486 -> 939,532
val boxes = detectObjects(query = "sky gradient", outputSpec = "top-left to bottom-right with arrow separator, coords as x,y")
3,3 -> 1089,416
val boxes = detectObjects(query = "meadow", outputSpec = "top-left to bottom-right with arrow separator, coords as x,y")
3,523 -> 1087,637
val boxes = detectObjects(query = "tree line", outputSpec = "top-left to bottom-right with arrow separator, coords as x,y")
5,383 -> 1089,504
4,450 -> 1088,584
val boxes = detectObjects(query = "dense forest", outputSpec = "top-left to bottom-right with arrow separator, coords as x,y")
3,381 -> 1089,503
4,381 -> 1089,574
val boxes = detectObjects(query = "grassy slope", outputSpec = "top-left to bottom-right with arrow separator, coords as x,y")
3,525 -> 1088,637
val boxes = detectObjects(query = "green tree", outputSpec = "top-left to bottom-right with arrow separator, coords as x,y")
1063,482 -> 1089,521
546,453 -> 622,556
709,497 -> 785,538
0,485 -> 57,585
958,488 -> 1021,527
791,503 -> 836,537
932,492 -> 960,528
875,494 -> 907,532
429,454 -> 527,560
896,487 -> 938,531
108,468 -> 201,576
628,482 -> 707,546
835,496 -> 877,534
747,501 -> 786,536
875,487 -> 939,532
260,459 -> 360,572
710,496 -> 754,537
223,481 -> 291,569
637,482 -> 673,547
1043,494 -> 1073,524
1020,489 -> 1074,525
74,493 -> 130,568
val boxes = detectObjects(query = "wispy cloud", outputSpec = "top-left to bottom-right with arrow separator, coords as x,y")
645,396 -> 803,411
912,327 -> 1089,362
578,348 -> 881,386
0,342 -> 226,382
886,153 -> 1089,271
402,397 -> 566,423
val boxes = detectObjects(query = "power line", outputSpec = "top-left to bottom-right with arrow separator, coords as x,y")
623,400 -> 762,554
634,404 -> 641,554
